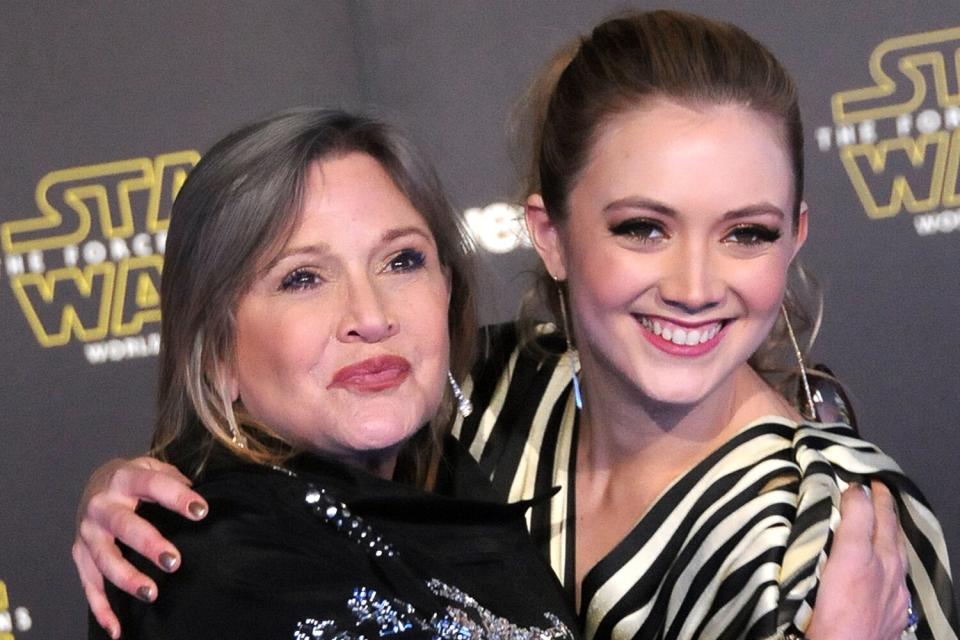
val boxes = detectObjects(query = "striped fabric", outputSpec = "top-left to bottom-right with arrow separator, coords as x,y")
453,324 -> 958,640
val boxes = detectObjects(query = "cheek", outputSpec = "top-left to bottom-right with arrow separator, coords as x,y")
732,258 -> 791,316
400,281 -> 451,366
570,249 -> 653,317
235,308 -> 329,396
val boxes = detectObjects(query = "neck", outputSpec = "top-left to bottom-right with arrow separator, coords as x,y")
577,363 -> 790,473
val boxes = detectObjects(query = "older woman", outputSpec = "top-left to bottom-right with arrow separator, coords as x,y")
76,12 -> 947,640
85,108 -> 577,639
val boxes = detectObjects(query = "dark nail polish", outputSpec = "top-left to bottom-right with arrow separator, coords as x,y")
136,585 -> 154,602
188,501 -> 207,519
159,551 -> 179,571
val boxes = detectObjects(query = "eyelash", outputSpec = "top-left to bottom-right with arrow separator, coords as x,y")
277,249 -> 427,292
609,218 -> 782,247
609,218 -> 666,243
280,269 -> 322,291
723,224 -> 782,245
385,248 -> 427,273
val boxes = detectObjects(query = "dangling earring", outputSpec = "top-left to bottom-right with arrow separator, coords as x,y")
781,304 -> 816,421
556,279 -> 583,410
447,371 -> 473,418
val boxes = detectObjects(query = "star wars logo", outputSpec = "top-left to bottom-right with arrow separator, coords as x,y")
0,151 -> 198,363
815,26 -> 960,236
0,581 -> 31,638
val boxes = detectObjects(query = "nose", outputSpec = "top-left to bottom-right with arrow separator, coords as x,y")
657,241 -> 723,314
337,274 -> 397,343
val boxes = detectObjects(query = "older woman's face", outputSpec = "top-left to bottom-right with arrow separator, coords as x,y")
228,153 -> 450,474
529,100 -> 806,409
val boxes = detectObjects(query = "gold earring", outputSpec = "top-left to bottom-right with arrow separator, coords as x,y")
781,304 -> 816,421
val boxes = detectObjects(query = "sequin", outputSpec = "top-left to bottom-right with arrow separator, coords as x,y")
303,483 -> 396,558
292,579 -> 574,640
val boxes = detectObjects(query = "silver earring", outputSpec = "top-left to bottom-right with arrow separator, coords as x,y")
556,279 -> 583,410
447,371 -> 473,418
781,304 -> 816,421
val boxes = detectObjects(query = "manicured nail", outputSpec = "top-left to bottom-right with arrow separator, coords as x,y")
136,585 -> 154,602
159,551 -> 179,571
187,501 -> 208,519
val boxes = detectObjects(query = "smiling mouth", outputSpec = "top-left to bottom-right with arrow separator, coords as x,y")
328,356 -> 411,392
637,315 -> 726,348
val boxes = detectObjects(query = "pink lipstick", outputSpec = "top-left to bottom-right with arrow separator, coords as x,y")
636,315 -> 727,357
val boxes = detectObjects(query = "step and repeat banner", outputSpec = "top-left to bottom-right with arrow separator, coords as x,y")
1,2 -> 957,636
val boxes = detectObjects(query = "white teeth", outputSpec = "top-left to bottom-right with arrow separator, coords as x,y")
639,315 -> 723,346
638,315 -> 722,345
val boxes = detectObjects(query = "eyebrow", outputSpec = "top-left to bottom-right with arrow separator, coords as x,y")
603,196 -> 786,221
381,225 -> 433,244
263,225 -> 434,272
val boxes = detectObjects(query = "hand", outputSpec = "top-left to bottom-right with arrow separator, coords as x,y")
72,456 -> 208,638
805,481 -> 910,640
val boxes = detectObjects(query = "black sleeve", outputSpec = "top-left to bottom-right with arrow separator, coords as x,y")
92,474 -> 393,639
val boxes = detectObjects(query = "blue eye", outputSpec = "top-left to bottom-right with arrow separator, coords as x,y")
280,269 -> 322,291
386,249 -> 426,272
724,224 -> 782,246
609,218 -> 666,243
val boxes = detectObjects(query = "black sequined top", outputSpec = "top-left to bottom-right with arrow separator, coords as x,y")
90,437 -> 578,639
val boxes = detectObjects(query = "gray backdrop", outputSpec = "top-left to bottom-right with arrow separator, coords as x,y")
1,2 -> 957,637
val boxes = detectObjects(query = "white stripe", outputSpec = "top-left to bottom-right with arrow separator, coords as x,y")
585,441 -> 795,638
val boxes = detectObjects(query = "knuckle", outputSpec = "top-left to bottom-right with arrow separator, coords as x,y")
78,519 -> 100,544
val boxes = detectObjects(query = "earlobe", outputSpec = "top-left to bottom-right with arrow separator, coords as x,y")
524,194 -> 567,280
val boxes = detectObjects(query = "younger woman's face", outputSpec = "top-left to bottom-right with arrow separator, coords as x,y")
528,99 -> 807,408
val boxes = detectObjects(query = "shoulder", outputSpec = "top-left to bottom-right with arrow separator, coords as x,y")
107,466 -> 376,637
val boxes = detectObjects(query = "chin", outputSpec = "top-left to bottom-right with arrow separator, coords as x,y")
349,412 -> 427,450
633,372 -> 722,409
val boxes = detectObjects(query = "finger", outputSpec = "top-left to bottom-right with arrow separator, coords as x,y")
870,482 -> 911,603
869,480 -> 901,551
84,523 -> 159,604
111,463 -> 207,521
834,483 -> 875,552
85,500 -> 182,573
131,457 -> 193,486
73,541 -> 122,639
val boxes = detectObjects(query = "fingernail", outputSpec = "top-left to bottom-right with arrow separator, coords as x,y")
102,623 -> 118,639
136,585 -> 154,602
159,551 -> 179,571
188,501 -> 208,519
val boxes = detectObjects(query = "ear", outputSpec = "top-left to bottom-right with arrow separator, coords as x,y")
524,194 -> 567,280
792,201 -> 809,260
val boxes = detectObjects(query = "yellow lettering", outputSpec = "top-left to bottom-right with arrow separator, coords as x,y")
1,151 -> 199,254
146,151 -> 200,232
2,159 -> 152,253
839,132 -> 950,218
832,27 -> 960,124
0,580 -> 11,640
11,264 -> 115,346
110,256 -> 162,336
